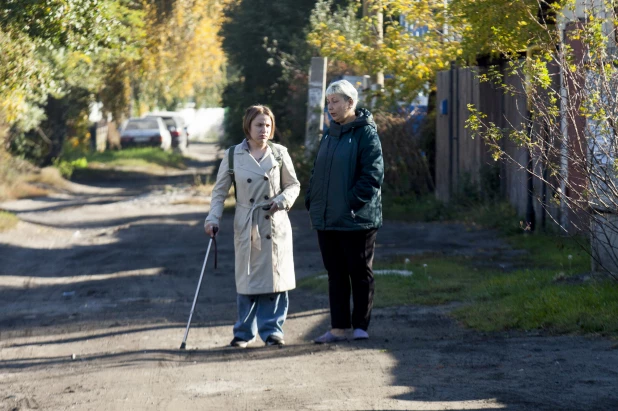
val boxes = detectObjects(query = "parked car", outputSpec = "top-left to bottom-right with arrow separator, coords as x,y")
119,117 -> 172,150
145,112 -> 188,150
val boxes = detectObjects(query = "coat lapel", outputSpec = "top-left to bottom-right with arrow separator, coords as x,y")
261,151 -> 277,173
235,145 -> 276,176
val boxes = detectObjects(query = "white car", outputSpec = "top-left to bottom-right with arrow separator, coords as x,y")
145,112 -> 188,150
120,117 -> 172,150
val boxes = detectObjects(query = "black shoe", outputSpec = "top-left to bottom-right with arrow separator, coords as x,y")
265,334 -> 285,346
230,337 -> 250,348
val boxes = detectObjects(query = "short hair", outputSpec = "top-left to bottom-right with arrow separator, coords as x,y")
243,105 -> 276,139
326,80 -> 358,110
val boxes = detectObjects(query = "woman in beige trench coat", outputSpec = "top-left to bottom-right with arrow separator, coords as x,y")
205,105 -> 300,347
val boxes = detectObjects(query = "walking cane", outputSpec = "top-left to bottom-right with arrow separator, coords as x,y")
179,227 -> 218,350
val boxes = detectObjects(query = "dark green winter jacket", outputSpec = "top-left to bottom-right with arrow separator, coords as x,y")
305,108 -> 384,231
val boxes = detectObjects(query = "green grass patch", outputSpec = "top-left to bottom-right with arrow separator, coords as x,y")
454,270 -> 618,335
382,194 -> 522,235
298,256 -> 492,307
296,274 -> 328,294
383,193 -> 591,270
382,194 -> 453,222
505,233 -> 590,270
372,257 -> 488,306
456,235 -> 618,335
58,147 -> 186,178
84,148 -> 186,169
454,201 -> 521,235
0,211 -> 18,232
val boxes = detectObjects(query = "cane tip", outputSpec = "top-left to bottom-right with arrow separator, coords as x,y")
179,343 -> 186,350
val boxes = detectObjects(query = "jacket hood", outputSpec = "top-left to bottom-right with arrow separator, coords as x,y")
328,108 -> 376,138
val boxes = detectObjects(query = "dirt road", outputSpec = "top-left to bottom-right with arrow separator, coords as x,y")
1,143 -> 617,410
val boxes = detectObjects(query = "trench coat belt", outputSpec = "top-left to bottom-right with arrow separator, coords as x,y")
237,200 -> 270,275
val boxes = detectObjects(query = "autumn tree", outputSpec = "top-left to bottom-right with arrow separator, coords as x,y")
448,0 -> 558,61
219,0 -> 318,148
0,0 -> 149,163
0,0 -> 132,153
307,0 -> 561,107
308,0 -> 462,107
135,0 -> 228,113
1,0 -> 229,164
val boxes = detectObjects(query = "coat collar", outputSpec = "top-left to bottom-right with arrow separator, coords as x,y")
327,108 -> 374,137
234,141 -> 275,176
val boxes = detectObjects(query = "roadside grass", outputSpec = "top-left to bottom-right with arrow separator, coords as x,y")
382,194 -> 453,222
298,255 -> 484,307
2,147 -> 187,194
59,147 -> 187,178
0,152 -> 70,201
301,195 -> 618,336
505,232 -> 590,269
299,246 -> 618,336
84,148 -> 186,169
383,193 -> 521,233
0,181 -> 49,200
0,210 -> 18,232
454,269 -> 618,335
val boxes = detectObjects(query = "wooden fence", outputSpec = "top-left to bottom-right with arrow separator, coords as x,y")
435,65 -> 562,230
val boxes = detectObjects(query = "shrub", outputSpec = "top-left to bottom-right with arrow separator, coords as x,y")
374,111 -> 433,196
52,157 -> 88,178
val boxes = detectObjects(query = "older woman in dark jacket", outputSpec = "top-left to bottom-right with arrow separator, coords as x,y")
305,79 -> 384,343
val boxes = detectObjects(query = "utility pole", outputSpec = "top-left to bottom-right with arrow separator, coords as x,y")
363,0 -> 384,95
305,57 -> 328,157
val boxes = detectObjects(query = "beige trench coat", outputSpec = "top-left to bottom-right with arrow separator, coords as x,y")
205,142 -> 300,295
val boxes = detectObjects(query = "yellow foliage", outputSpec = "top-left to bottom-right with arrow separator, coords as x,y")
1,92 -> 26,124
137,0 -> 228,108
309,0 -> 463,103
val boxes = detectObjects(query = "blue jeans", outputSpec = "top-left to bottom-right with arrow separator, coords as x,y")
233,291 -> 289,342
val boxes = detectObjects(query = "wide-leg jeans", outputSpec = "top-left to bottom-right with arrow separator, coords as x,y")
233,291 -> 289,342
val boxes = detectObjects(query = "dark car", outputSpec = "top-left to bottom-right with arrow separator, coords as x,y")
145,112 -> 188,150
119,118 -> 172,150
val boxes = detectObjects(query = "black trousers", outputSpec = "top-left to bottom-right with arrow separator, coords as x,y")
317,229 -> 378,331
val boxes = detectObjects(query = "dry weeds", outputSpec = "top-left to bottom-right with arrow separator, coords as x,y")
0,211 -> 18,232
0,159 -> 69,201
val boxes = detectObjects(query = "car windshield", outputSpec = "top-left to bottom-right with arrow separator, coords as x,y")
125,120 -> 159,130
162,118 -> 176,128
151,117 -> 182,130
